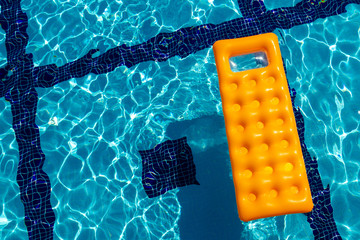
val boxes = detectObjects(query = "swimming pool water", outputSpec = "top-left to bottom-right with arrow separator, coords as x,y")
0,0 -> 359,239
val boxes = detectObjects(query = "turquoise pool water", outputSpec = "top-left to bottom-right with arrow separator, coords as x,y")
0,0 -> 359,239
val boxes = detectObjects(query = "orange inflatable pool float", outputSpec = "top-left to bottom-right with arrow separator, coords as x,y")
213,33 -> 313,222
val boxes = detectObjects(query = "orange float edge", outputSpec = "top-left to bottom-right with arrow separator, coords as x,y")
213,33 -> 313,222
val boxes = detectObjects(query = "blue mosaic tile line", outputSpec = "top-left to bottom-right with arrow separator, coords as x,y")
0,0 -> 55,239
0,0 -> 358,239
30,1 -> 359,88
291,88 -> 342,240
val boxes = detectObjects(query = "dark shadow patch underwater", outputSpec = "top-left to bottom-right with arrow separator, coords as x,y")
167,115 -> 244,239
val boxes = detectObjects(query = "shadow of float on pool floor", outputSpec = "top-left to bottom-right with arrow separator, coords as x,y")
177,144 -> 244,240
166,115 -> 244,239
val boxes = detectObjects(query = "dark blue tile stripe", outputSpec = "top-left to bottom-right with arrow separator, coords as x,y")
0,0 -> 55,239
290,88 -> 342,240
27,1 -> 359,88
